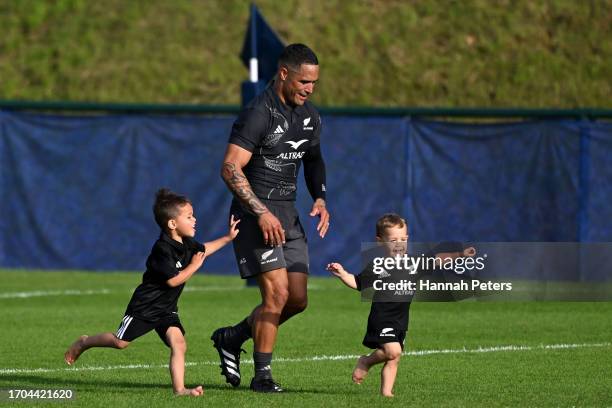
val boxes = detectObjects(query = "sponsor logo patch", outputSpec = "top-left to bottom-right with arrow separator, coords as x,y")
303,117 -> 314,130
380,328 -> 396,337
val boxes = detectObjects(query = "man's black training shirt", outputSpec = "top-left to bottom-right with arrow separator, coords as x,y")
229,86 -> 322,201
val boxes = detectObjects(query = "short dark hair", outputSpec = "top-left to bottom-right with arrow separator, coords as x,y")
153,188 -> 191,231
376,213 -> 408,238
278,43 -> 319,71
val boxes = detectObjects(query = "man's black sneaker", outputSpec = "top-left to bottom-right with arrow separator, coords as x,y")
250,377 -> 284,393
210,327 -> 244,387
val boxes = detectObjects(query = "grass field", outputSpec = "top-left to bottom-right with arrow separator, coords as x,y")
1,270 -> 611,407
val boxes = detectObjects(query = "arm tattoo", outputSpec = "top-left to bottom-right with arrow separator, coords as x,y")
222,162 -> 269,215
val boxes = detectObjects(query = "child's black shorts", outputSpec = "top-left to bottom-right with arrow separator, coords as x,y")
115,314 -> 185,347
230,199 -> 309,279
362,325 -> 407,350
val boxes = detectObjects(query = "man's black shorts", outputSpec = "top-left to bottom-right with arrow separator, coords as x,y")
115,313 -> 185,347
230,199 -> 309,279
362,325 -> 407,350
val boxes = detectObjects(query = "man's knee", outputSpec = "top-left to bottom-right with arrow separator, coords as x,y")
270,287 -> 289,309
264,286 -> 289,310
286,272 -> 308,314
258,268 -> 291,311
293,298 -> 308,313
286,295 -> 308,314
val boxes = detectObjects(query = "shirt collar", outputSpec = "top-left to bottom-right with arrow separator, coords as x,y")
160,231 -> 185,251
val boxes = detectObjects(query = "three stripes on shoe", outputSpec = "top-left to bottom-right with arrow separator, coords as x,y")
221,348 -> 240,379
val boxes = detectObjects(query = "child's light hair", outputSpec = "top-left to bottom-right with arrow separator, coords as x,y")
375,213 -> 408,238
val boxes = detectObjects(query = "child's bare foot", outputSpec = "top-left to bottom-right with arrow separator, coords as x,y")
64,335 -> 88,365
382,392 -> 395,398
352,355 -> 370,384
174,386 -> 204,397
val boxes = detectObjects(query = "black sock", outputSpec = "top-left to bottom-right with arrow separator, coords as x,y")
253,351 -> 272,379
228,318 -> 252,348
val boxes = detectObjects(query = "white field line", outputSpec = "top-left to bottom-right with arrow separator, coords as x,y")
0,342 -> 609,375
0,287 -> 240,299
0,285 -> 324,299
0,289 -> 112,299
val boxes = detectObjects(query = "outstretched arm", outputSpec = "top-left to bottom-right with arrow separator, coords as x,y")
203,215 -> 241,257
326,262 -> 358,290
419,244 -> 477,275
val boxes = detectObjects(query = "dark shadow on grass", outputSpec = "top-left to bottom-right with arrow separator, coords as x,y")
6,374 -> 344,395
5,374 -> 242,392
277,387 -> 344,395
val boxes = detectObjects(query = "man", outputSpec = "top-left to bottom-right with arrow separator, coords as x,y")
211,43 -> 330,393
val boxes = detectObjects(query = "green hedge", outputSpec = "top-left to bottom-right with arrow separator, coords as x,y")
1,0 -> 610,107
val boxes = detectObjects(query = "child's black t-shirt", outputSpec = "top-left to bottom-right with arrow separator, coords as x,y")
355,242 -> 466,331
355,262 -> 415,332
125,233 -> 205,321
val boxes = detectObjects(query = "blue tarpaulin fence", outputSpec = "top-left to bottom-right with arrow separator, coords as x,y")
1,109 -> 611,279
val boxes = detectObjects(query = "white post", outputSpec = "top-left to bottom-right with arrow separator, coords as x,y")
249,58 -> 258,83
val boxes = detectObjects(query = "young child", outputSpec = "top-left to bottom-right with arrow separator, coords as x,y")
327,213 -> 473,397
64,188 -> 240,397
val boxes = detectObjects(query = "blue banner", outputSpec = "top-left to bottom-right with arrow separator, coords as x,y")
1,111 -> 611,280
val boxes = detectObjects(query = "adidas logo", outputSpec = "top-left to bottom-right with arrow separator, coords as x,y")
175,261 -> 182,268
274,125 -> 284,134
